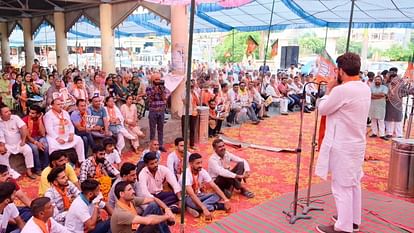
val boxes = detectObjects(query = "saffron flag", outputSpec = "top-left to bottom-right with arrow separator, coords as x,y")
404,52 -> 414,80
270,39 -> 279,58
164,37 -> 171,55
316,50 -> 336,150
246,35 -> 258,56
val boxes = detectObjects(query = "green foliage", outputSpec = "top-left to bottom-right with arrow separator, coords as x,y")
298,33 -> 324,54
381,43 -> 414,61
214,30 -> 261,63
336,37 -> 362,54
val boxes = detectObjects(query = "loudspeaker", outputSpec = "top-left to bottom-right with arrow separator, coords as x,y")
280,46 -> 299,69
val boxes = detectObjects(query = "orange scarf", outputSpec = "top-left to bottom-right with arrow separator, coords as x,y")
52,110 -> 66,135
107,107 -> 117,123
117,200 -> 139,230
79,111 -> 87,128
191,91 -> 199,116
192,172 -> 199,193
33,217 -> 51,233
21,83 -> 27,112
28,117 -> 34,136
93,158 -> 103,178
54,184 -> 71,211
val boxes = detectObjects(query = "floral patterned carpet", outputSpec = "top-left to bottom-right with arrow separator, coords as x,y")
16,112 -> 413,232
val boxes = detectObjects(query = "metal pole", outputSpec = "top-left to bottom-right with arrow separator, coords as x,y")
118,26 -> 122,69
180,0 -> 195,232
346,0 -> 355,52
263,0 -> 275,67
76,22 -> 79,68
232,29 -> 235,63
324,27 -> 328,49
405,95 -> 414,139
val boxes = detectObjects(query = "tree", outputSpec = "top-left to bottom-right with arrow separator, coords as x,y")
381,43 -> 414,61
214,30 -> 261,63
298,33 -> 324,54
336,37 -> 362,54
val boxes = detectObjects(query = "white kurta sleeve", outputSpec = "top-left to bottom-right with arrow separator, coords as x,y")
318,86 -> 346,116
228,152 -> 250,172
44,112 -> 59,139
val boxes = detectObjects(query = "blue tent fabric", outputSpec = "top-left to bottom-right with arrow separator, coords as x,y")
8,0 -> 414,44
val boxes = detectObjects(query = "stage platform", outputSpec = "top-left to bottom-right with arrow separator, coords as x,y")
197,182 -> 414,233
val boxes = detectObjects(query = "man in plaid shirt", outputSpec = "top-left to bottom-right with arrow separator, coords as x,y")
79,144 -> 120,183
146,72 -> 170,152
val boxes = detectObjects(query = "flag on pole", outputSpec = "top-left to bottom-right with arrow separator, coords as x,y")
315,50 -> 336,150
270,39 -> 279,58
404,52 -> 414,80
164,37 -> 171,55
246,35 -> 258,56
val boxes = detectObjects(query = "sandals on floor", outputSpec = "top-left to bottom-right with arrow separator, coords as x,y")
242,190 -> 255,198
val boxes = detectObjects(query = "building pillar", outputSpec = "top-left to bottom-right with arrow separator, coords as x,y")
0,22 -> 10,69
22,18 -> 35,72
54,11 -> 69,73
170,5 -> 188,119
100,3 -> 115,74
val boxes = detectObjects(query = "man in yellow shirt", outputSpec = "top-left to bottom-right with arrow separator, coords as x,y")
39,150 -> 79,196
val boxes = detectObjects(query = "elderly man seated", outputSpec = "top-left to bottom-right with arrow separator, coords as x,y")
44,99 -> 85,164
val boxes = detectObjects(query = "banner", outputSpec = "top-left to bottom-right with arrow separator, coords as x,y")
164,37 -> 171,55
246,35 -> 258,56
315,50 -> 336,84
404,52 -> 414,80
164,74 -> 185,93
270,39 -> 279,58
86,115 -> 100,128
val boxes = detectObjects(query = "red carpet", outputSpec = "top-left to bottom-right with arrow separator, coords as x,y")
15,112 -> 414,232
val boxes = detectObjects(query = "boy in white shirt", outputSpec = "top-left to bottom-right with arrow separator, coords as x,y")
103,138 -> 121,170
0,182 -> 25,233
21,197 -> 69,233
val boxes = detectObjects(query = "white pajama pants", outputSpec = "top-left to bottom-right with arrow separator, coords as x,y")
371,118 -> 385,137
116,127 -> 136,153
5,144 -> 34,169
385,121 -> 403,137
280,98 -> 288,113
47,135 -> 85,163
331,181 -> 362,233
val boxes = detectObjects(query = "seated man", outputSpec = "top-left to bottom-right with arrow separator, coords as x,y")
182,153 -> 230,221
139,152 -> 182,213
111,181 -> 174,233
208,99 -> 224,137
71,99 -> 96,158
166,137 -> 186,179
45,166 -> 81,224
21,197 -> 70,233
88,95 -> 111,139
0,164 -> 33,222
0,104 -> 36,179
0,182 -> 25,232
79,144 -> 120,183
39,150 -> 79,196
103,138 -> 121,170
44,99 -> 85,164
22,105 -> 49,175
65,179 -> 112,233
208,138 -> 254,199
137,139 -> 161,174
108,162 -> 144,209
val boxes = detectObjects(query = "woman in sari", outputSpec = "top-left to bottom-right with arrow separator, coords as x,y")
120,95 -> 145,153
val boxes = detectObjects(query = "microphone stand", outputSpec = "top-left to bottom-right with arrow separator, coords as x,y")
302,82 -> 326,215
282,82 -> 313,224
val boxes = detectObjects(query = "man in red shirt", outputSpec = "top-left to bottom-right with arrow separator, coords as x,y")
22,105 -> 49,174
277,76 -> 295,111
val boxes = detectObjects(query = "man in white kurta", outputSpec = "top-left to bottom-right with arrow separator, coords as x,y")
44,99 -> 85,163
0,105 -> 36,179
315,53 -> 371,233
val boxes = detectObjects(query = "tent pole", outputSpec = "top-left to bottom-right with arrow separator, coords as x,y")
346,0 -> 355,52
76,22 -> 79,68
118,26 -> 121,69
180,0 -> 196,232
324,26 -> 328,49
263,0 -> 275,68
232,29 -> 235,62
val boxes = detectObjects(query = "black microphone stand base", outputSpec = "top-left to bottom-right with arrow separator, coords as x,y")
282,210 -> 312,224
302,205 -> 324,215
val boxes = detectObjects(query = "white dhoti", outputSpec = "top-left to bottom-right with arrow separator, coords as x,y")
47,135 -> 85,163
5,144 -> 34,169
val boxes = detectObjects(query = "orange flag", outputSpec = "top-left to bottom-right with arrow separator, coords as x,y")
270,39 -> 279,58
404,53 -> 414,80
246,35 -> 258,56
316,50 -> 336,150
164,37 -> 171,55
